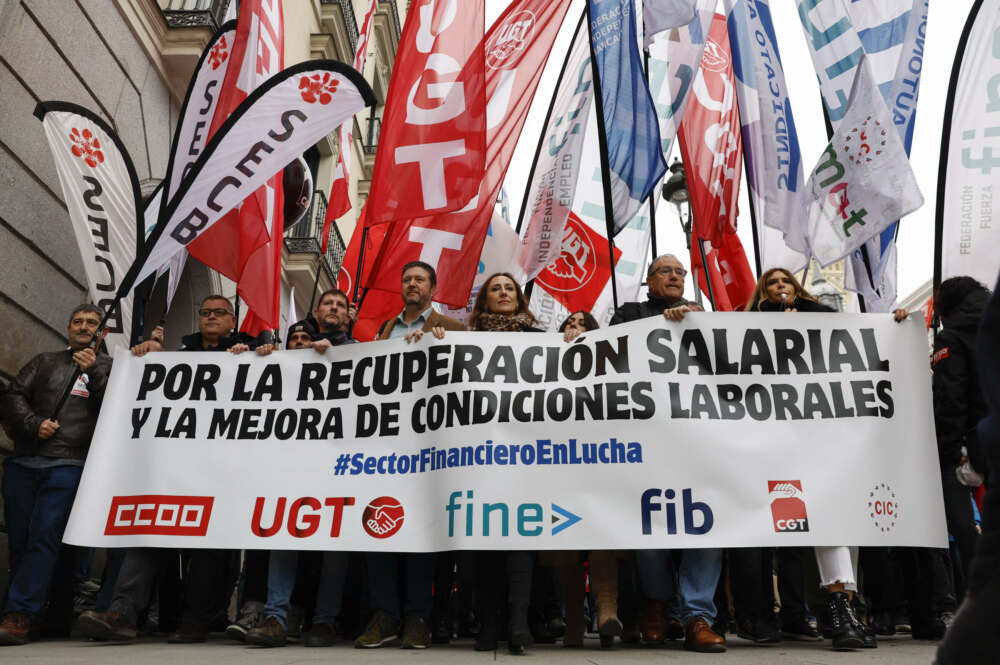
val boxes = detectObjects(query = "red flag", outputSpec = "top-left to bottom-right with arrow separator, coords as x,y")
322,0 -> 379,250
678,14 -> 753,311
365,0 -> 571,307
186,0 -> 285,334
364,0 -> 487,225
335,211 -> 398,341
535,212 -> 622,314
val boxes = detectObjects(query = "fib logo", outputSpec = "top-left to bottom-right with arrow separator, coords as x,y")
363,496 -> 404,539
768,481 -> 809,533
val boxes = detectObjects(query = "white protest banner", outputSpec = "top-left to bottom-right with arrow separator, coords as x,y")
65,314 -> 945,551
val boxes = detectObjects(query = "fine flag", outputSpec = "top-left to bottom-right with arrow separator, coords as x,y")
588,0 -> 667,235
364,0 -> 486,225
644,0 -> 699,48
35,103 -> 144,353
936,0 -> 1000,288
365,0 -> 571,307
322,0 -> 378,247
805,58 -> 923,267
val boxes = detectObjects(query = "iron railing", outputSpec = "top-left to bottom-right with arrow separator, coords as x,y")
159,0 -> 232,30
320,0 -> 359,55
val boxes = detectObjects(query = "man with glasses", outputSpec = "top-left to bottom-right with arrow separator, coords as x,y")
609,254 -> 723,654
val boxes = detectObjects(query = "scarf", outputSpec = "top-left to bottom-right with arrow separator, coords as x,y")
474,312 -> 535,332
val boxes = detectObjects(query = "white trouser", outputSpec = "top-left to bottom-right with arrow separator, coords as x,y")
814,546 -> 858,591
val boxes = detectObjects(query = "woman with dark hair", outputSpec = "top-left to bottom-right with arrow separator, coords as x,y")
469,272 -> 541,333
744,268 -> 831,313
558,311 -> 599,342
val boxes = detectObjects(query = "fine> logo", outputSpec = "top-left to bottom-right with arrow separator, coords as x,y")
768,480 -> 809,533
299,73 -> 340,104
363,496 -> 404,539
868,482 -> 899,533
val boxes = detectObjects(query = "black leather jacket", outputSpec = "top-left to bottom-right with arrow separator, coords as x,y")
610,295 -> 702,325
2,349 -> 112,460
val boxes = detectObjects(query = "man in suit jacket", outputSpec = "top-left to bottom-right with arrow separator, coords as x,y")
356,261 -> 465,650
376,261 -> 467,341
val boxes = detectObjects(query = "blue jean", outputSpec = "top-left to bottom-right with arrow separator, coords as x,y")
263,550 -> 348,628
366,552 -> 434,620
2,460 -> 82,617
635,548 -> 722,623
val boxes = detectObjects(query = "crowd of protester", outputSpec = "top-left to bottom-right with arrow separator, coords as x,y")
0,256 -> 996,661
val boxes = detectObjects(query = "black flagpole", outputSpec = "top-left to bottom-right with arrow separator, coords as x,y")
934,0 -> 983,308
697,238 -> 718,310
586,2 -> 620,312
643,45 -> 659,262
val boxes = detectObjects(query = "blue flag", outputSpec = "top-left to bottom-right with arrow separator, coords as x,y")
588,0 -> 667,234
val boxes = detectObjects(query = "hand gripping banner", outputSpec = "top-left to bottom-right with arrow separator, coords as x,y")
134,60 -> 376,287
34,102 -> 144,354
63,314 -> 945,550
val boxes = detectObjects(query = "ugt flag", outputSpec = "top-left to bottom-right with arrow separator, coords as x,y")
805,58 -> 923,267
588,0 -> 667,234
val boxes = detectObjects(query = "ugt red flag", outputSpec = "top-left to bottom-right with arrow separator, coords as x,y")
678,13 -> 753,310
187,0 -> 285,334
364,0 -> 487,225
365,0 -> 571,307
335,210 -> 396,341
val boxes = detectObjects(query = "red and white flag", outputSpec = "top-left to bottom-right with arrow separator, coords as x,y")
364,0 -> 487,225
677,14 -> 754,310
322,0 -> 379,250
365,0 -> 571,306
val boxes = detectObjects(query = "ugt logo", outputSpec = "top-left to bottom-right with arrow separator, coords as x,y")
768,480 -> 809,533
363,496 -> 404,539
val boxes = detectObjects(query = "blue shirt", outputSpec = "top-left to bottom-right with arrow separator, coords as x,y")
388,307 -> 433,340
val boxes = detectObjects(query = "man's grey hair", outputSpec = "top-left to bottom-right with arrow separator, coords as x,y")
647,254 -> 683,277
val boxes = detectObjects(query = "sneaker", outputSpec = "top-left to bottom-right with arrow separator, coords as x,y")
0,613 -> 31,646
303,621 -> 337,647
355,610 -> 400,648
226,600 -> 264,642
737,618 -> 781,644
400,615 -> 431,649
78,609 -> 137,641
246,616 -> 286,647
167,621 -> 207,644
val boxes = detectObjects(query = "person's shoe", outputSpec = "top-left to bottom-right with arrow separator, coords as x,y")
529,619 -> 557,644
508,628 -> 533,655
684,617 -> 726,653
736,618 -> 781,644
598,616 -> 623,649
665,615 -> 685,640
0,613 -> 31,646
474,620 -> 497,651
621,615 -> 642,643
167,621 -> 208,644
78,610 -> 137,641
431,615 -> 451,644
285,605 -> 304,642
547,616 -> 567,639
355,610 -> 400,648
780,613 -> 822,641
225,600 -> 264,642
400,615 -> 431,649
245,616 -> 286,647
861,623 -> 878,648
640,600 -> 667,644
303,621 -> 337,647
872,610 -> 896,636
827,592 -> 865,650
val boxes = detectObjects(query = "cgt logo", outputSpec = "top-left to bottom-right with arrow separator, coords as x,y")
105,495 -> 213,536
768,481 -> 809,532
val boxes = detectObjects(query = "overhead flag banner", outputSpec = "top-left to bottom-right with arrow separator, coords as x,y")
364,0 -> 571,307
936,0 -> 1000,288
805,59 -> 923,267
515,14 -> 595,283
35,103 -> 144,353
365,0 -> 487,225
644,0 -> 699,47
725,0 -> 809,273
588,0 -> 667,234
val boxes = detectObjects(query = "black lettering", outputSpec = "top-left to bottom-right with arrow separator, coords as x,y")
712,329 -> 739,374
207,175 -> 241,212
740,329 -> 776,375
647,329 -> 676,373
876,380 -> 894,417
267,109 -> 308,142
678,330 -> 712,375
829,329 -> 866,373
235,141 -> 274,177
298,363 -> 326,400
774,329 -> 810,374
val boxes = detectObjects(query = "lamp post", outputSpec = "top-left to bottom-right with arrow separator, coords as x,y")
661,158 -> 702,306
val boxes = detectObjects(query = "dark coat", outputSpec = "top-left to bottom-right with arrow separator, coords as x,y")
179,332 -> 250,352
933,289 -> 990,470
748,297 -> 834,313
610,295 -> 704,325
2,349 -> 112,460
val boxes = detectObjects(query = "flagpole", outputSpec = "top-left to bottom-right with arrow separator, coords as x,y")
643,45 -> 659,261
935,0 -> 983,303
697,238 -> 718,310
353,226 -> 370,303
743,174 -> 763,277
586,1 -> 620,312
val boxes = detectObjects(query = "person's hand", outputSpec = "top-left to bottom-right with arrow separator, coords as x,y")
38,419 -> 60,440
784,307 -> 799,313
348,304 -> 358,323
228,344 -> 250,355
255,344 -> 274,356
311,338 -> 332,354
72,347 -> 97,371
663,305 -> 692,322
430,326 -> 445,340
893,308 -> 909,323
151,325 -> 165,344
564,327 -> 583,343
131,340 -> 162,357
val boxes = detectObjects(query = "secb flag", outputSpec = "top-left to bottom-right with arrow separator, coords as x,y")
805,57 -> 923,267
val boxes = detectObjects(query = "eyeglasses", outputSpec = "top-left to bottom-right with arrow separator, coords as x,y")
199,308 -> 233,318
653,266 -> 688,277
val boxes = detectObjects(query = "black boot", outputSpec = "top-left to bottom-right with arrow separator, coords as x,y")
827,592 -> 865,650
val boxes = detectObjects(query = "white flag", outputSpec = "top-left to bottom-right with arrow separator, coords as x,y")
644,0 -> 699,48
805,58 -> 923,267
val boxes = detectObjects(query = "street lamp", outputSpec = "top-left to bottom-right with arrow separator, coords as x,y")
662,158 -> 692,250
